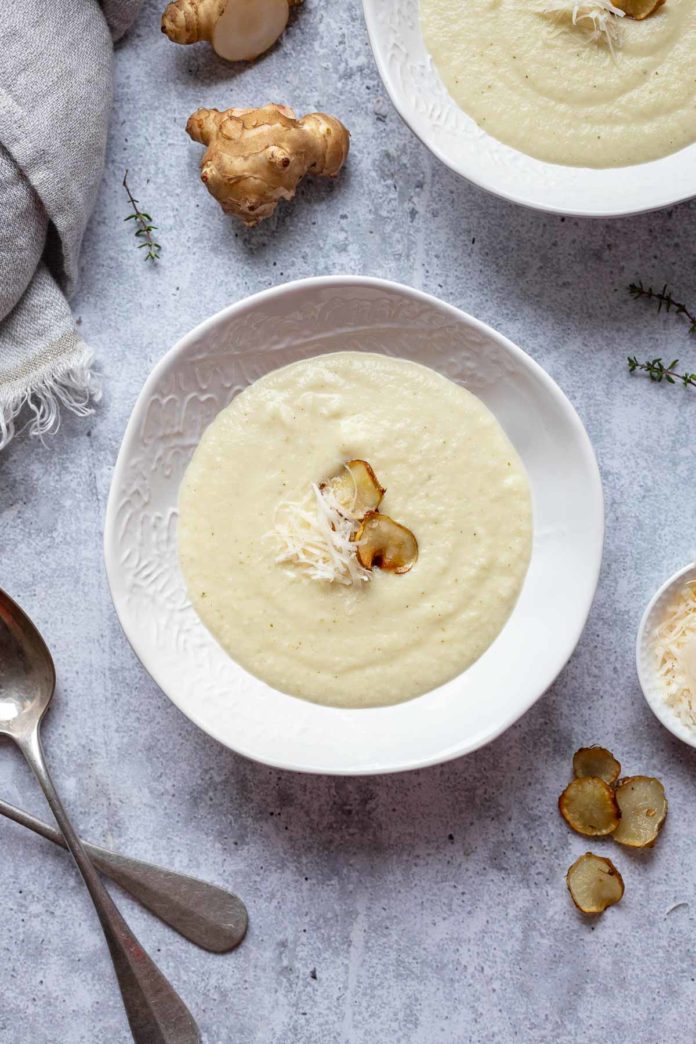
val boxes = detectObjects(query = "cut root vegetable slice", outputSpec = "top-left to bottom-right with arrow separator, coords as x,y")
572,746 -> 621,785
354,512 -> 418,574
614,0 -> 665,18
321,460 -> 385,520
566,853 -> 625,914
559,777 -> 620,836
212,0 -> 290,61
613,776 -> 668,848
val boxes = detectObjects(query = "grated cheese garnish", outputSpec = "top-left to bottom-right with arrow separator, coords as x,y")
272,483 -> 371,587
541,1 -> 625,57
653,579 -> 696,729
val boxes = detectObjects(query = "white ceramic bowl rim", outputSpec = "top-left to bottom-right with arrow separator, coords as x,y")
104,275 -> 604,774
361,0 -> 696,218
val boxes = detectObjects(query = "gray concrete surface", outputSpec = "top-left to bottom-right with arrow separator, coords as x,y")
2,0 -> 696,1041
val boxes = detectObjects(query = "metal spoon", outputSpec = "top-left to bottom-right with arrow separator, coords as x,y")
0,589 -> 199,1043
0,796 -> 248,953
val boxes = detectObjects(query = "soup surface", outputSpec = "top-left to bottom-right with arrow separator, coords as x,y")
420,0 -> 696,168
178,352 -> 532,707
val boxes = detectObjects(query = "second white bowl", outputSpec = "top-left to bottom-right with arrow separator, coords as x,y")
362,0 -> 696,217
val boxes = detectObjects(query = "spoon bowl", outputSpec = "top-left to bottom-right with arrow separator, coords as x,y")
0,592 -> 55,736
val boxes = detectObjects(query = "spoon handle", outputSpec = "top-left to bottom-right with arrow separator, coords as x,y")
18,730 -> 200,1044
0,797 -> 247,954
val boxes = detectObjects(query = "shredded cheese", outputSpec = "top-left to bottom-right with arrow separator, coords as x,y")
653,580 -> 696,729
272,483 -> 371,586
541,1 -> 625,56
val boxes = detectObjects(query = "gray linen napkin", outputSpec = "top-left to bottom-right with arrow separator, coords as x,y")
0,0 -> 142,449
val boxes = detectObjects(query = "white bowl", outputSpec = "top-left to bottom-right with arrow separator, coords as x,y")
104,276 -> 603,775
636,562 -> 696,748
362,0 -> 696,217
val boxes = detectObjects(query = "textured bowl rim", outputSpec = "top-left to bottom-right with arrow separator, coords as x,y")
104,275 -> 604,774
361,0 -> 696,219
635,561 -> 696,748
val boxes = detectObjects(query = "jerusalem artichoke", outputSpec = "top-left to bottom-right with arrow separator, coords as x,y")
186,104 -> 350,227
162,0 -> 297,62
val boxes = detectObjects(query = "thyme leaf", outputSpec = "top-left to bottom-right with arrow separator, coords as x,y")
627,356 -> 696,389
627,284 -> 696,391
122,171 -> 161,262
628,282 -> 696,335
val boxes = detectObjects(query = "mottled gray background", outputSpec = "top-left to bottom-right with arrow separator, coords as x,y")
2,1 -> 696,1041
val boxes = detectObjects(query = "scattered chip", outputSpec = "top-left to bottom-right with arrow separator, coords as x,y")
566,853 -> 625,914
321,460 -> 385,520
614,0 -> 665,19
559,777 -> 620,836
613,776 -> 668,848
572,746 -> 621,785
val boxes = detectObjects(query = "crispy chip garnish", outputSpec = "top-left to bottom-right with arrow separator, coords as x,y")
614,0 -> 665,19
559,777 -> 620,836
321,460 -> 385,520
573,746 -> 621,785
613,776 -> 668,848
354,512 -> 418,574
566,853 -> 625,914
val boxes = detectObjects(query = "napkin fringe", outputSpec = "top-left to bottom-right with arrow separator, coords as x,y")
0,340 -> 101,449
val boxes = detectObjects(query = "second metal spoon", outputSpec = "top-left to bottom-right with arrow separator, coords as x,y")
0,796 -> 248,953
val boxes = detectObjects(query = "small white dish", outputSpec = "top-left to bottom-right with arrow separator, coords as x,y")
636,562 -> 696,748
104,276 -> 603,775
362,0 -> 696,217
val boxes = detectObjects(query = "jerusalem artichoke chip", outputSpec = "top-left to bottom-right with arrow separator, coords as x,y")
354,512 -> 418,574
559,777 -> 620,836
566,853 -> 625,914
614,0 -> 665,19
322,460 -> 385,520
612,776 -> 667,848
572,746 -> 621,785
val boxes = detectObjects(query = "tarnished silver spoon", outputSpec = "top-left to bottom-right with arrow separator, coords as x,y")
0,796 -> 248,953
0,589 -> 199,1043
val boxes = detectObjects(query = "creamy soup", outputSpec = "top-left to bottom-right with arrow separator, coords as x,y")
420,0 -> 696,168
178,352 -> 532,708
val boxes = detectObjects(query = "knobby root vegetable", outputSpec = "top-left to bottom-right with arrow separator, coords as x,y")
162,0 -> 224,44
162,0 -> 300,62
186,104 -> 350,226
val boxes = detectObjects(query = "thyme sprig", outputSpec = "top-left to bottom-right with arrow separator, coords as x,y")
627,284 -> 696,391
123,171 -> 160,262
628,282 -> 696,335
627,357 -> 696,389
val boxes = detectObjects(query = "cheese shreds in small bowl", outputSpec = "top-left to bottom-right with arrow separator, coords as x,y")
653,579 -> 696,727
637,564 -> 696,747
